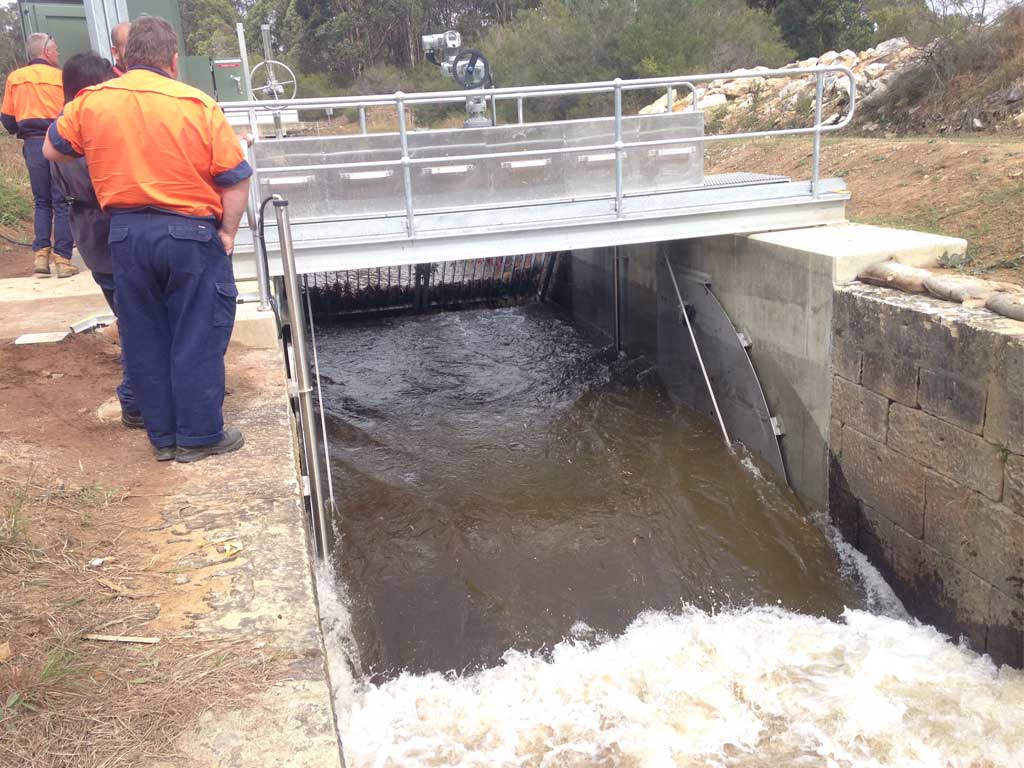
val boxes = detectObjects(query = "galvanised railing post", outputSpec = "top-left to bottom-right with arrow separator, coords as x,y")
517,96 -> 524,124
242,140 -> 271,311
811,69 -> 824,198
273,198 -> 332,559
614,78 -> 624,219
358,105 -> 367,134
395,92 -> 416,237
666,85 -> 674,112
491,91 -> 498,126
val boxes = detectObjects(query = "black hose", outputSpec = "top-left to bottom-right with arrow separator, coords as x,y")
0,231 -> 32,247
256,195 -> 284,334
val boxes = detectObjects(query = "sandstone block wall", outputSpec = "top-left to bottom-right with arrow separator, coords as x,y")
830,283 -> 1023,667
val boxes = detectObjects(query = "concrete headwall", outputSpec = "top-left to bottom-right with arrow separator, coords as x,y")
829,283 -> 1023,667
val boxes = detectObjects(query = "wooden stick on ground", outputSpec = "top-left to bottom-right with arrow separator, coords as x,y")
82,634 -> 161,645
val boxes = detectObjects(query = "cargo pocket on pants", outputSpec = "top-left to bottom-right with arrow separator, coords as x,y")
214,281 -> 238,327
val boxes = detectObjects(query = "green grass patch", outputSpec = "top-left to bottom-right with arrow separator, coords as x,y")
0,174 -> 31,227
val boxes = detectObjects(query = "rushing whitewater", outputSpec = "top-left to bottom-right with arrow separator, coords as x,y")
335,607 -> 1024,767
313,306 -> 1024,766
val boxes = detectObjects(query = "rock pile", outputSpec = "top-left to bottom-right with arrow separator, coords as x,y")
640,37 -> 921,132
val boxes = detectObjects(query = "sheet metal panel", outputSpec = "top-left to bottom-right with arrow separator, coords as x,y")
656,261 -> 788,482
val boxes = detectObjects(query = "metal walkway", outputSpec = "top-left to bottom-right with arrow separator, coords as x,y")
232,173 -> 848,280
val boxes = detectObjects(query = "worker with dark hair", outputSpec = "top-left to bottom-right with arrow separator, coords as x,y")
51,51 -> 139,430
1,32 -> 77,277
43,16 -> 252,463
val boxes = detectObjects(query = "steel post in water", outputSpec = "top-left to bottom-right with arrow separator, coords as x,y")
811,70 -> 824,199
274,199 -> 332,559
612,247 -> 621,353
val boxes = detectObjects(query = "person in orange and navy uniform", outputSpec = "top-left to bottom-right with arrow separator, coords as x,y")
2,32 -> 77,277
44,16 -> 252,464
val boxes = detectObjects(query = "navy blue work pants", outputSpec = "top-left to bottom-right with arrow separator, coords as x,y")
22,138 -> 72,258
90,270 -> 138,415
108,211 -> 238,449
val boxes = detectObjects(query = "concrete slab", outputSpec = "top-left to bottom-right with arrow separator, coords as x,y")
232,301 -> 280,350
749,223 -> 968,284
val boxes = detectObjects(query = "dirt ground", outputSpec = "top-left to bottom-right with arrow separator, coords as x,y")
707,134 -> 1024,284
0,335 -> 284,768
0,225 -> 33,280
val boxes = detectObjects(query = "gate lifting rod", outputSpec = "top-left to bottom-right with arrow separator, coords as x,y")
663,255 -> 732,449
274,198 -> 332,558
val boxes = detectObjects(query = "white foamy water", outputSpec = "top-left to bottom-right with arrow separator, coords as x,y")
334,607 -> 1024,768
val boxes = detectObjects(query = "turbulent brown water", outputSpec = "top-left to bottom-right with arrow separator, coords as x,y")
319,304 -> 865,678
315,304 -> 1024,767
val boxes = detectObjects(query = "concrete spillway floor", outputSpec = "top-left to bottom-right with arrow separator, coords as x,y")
0,271 -> 341,767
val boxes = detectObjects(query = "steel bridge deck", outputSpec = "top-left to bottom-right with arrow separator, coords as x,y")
232,173 -> 848,280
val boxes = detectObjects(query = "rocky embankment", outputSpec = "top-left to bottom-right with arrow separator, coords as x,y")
641,36 -> 1024,134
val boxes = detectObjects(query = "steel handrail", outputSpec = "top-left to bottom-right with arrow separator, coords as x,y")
220,65 -> 854,112
239,65 -> 856,306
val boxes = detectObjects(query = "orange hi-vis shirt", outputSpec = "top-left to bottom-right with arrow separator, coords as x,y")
49,66 -> 251,220
1,60 -> 63,139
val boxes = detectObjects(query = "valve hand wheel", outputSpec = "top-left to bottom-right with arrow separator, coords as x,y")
249,60 -> 298,109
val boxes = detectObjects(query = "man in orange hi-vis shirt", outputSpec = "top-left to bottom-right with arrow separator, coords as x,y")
2,32 -> 76,277
44,16 -> 252,464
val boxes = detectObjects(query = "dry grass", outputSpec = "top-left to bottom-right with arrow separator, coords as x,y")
707,134 -> 1024,284
0,469 -> 280,768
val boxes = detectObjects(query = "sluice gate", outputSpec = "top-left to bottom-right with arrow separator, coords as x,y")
225,65 -> 857,558
303,254 -> 555,319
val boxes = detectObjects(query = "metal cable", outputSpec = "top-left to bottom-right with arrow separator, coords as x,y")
663,254 -> 732,448
304,276 -> 337,510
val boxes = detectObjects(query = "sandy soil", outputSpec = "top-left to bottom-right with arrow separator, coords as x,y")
0,335 -> 282,768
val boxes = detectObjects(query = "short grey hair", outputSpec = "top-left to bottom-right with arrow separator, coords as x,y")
26,33 -> 50,59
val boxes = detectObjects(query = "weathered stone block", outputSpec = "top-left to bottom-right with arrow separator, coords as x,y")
841,425 -> 925,536
1006,453 -> 1024,517
925,471 -> 1024,601
889,403 -> 1004,501
916,545 -> 990,654
859,504 -> 895,576
988,588 -> 1024,668
830,418 -> 843,456
832,330 -> 862,383
892,523 -> 927,586
917,368 -> 986,434
828,453 -> 859,543
861,351 -> 918,407
985,378 -> 1024,458
832,376 -> 888,443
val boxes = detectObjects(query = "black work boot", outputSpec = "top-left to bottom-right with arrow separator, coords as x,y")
175,428 -> 245,464
121,410 -> 145,429
154,445 -> 177,462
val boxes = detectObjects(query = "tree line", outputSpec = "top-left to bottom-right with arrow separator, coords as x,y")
2,1 -> 1004,98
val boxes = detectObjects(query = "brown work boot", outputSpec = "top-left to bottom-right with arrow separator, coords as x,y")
32,247 -> 51,275
53,256 -> 79,279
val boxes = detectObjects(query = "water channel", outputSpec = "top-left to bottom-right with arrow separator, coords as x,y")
313,304 -> 1024,767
